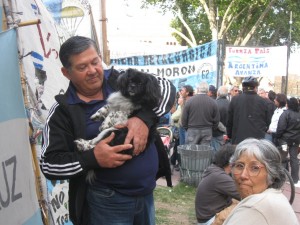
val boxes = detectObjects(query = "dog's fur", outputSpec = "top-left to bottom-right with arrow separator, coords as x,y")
75,68 -> 161,181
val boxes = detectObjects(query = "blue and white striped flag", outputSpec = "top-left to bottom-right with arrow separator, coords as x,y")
0,29 -> 43,225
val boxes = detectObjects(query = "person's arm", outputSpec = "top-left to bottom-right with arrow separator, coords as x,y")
40,102 -> 132,180
181,103 -> 189,130
224,207 -> 268,225
217,174 -> 241,201
171,106 -> 181,123
275,112 -> 288,139
212,103 -> 221,130
265,100 -> 274,127
226,101 -> 234,139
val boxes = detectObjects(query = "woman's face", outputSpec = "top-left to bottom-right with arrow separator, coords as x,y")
178,96 -> 184,105
232,153 -> 269,199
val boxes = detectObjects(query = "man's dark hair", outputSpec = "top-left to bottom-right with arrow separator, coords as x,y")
182,85 -> 194,96
287,97 -> 299,112
213,144 -> 236,169
59,36 -> 100,69
268,90 -> 276,102
275,93 -> 287,108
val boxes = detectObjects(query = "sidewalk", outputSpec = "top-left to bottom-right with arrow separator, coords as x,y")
156,169 -> 300,224
282,183 -> 300,223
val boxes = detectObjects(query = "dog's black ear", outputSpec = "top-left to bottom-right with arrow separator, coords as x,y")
116,70 -> 129,91
144,75 -> 161,107
108,67 -> 123,91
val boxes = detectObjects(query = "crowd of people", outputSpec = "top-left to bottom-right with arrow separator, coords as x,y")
169,76 -> 300,186
40,35 -> 299,225
167,76 -> 299,224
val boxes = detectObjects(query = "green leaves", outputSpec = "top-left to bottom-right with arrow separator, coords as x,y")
142,0 -> 300,46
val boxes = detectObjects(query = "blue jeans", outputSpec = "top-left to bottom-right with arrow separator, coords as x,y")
179,126 -> 186,145
87,185 -> 155,225
211,135 -> 224,154
264,133 -> 273,142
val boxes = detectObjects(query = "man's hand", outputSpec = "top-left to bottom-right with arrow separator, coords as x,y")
94,132 -> 132,168
124,117 -> 149,155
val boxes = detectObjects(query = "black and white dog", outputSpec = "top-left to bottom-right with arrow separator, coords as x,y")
75,68 -> 161,155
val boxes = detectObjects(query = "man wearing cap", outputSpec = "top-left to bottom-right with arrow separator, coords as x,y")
226,76 -> 273,144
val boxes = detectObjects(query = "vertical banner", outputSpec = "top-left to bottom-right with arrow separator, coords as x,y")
0,29 -> 43,225
111,41 -> 218,90
0,0 -> 2,31
46,180 -> 71,225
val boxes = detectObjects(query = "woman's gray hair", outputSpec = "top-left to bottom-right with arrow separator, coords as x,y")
230,138 -> 286,189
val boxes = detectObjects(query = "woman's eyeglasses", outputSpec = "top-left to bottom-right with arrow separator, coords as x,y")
231,162 -> 265,177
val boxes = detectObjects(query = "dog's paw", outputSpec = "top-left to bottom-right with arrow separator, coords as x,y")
74,139 -> 94,151
90,112 -> 104,121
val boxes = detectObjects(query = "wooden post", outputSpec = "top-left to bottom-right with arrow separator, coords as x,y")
19,61 -> 49,225
18,19 -> 41,27
100,0 -> 110,65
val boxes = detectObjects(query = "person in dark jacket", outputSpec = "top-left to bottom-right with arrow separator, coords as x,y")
276,97 -> 300,187
39,36 -> 176,225
195,144 -> 240,225
258,87 -> 276,121
181,81 -> 220,146
227,76 -> 272,144
211,86 -> 230,154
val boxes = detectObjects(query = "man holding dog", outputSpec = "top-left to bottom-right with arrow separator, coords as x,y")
40,36 -> 175,225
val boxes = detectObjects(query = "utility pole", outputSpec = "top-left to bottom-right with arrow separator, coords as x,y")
282,11 -> 292,95
100,0 -> 110,65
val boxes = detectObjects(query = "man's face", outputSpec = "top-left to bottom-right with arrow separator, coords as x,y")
231,87 -> 239,97
61,46 -> 104,98
274,98 -> 280,107
258,90 -> 267,98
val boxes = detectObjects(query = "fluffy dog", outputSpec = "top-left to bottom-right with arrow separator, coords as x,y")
75,68 -> 161,181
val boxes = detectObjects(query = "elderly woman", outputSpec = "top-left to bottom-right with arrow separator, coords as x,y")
223,138 -> 299,225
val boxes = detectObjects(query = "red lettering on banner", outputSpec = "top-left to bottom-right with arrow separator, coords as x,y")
228,47 -> 270,54
255,48 -> 270,54
36,23 -> 58,59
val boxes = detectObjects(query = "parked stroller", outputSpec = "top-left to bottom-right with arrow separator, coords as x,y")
157,126 -> 174,157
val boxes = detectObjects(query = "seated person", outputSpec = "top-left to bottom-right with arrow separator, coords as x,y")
223,138 -> 298,225
195,144 -> 240,225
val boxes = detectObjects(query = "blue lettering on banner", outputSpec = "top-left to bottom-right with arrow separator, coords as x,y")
110,41 -> 217,66
228,62 -> 268,69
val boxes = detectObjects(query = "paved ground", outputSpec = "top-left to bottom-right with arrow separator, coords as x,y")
156,167 -> 300,224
